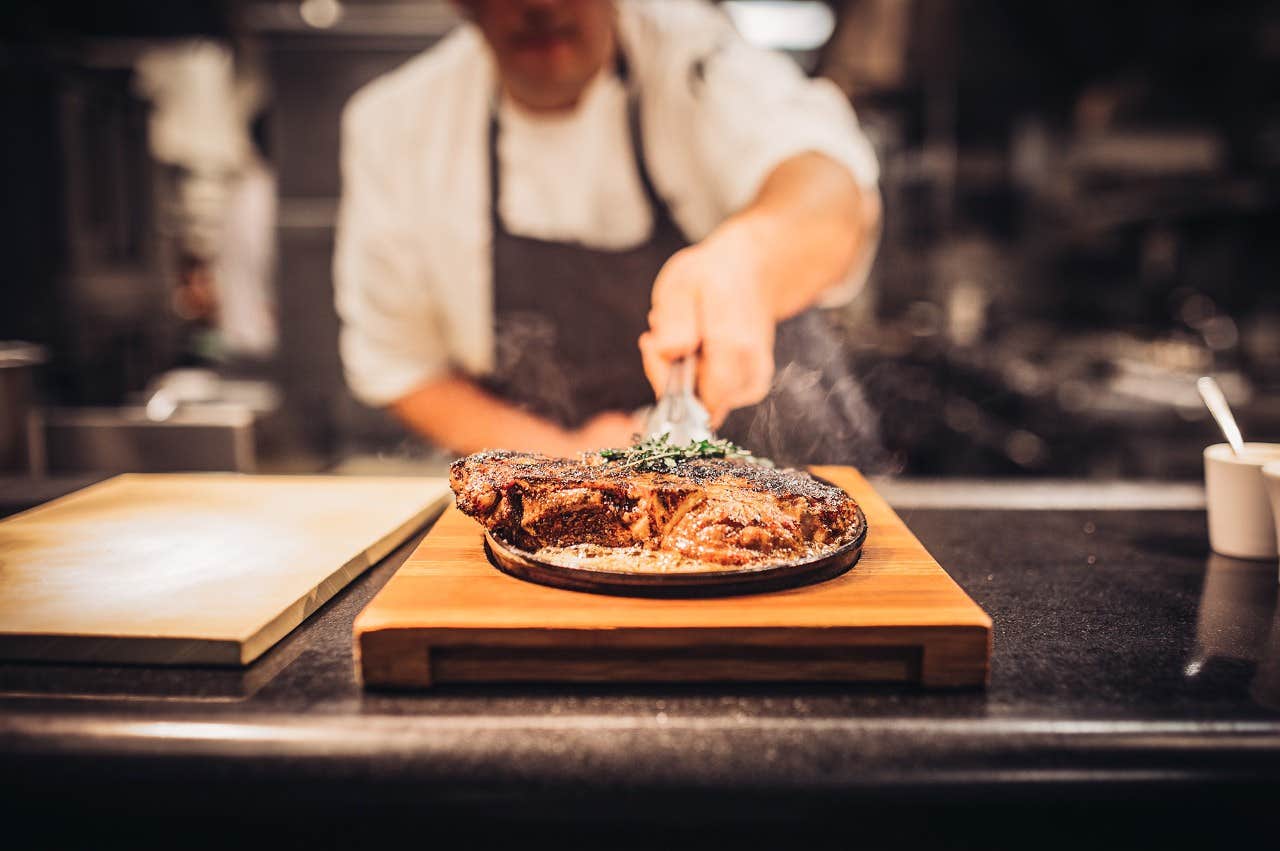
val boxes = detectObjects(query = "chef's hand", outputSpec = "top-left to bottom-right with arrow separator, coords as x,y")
638,152 -> 877,428
639,228 -> 775,427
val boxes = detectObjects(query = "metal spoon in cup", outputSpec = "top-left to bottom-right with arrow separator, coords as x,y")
1197,375 -> 1245,456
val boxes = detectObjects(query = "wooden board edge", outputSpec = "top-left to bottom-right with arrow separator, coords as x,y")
356,624 -> 993,689
811,464 -> 994,632
357,626 -> 433,688
0,633 -> 244,666
1,473 -> 453,526
920,624 -> 992,688
0,486 -> 449,669
0,473 -> 131,523
358,630 -> 923,689
240,494 -> 449,665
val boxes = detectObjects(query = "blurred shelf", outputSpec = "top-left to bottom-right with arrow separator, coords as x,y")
243,1 -> 459,41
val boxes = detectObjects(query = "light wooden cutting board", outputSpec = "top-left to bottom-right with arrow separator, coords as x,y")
355,466 -> 992,688
0,474 -> 449,666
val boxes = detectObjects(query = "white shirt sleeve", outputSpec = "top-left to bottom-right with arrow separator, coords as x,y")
690,15 -> 883,307
333,94 -> 450,408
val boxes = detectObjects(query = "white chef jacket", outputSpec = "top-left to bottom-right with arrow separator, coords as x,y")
334,0 -> 881,408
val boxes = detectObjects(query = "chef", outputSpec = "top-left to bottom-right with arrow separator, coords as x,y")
335,0 -> 884,464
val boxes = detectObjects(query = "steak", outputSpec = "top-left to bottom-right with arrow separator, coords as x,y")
449,450 -> 864,567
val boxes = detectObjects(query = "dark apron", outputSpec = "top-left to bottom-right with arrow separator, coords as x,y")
481,52 -> 887,470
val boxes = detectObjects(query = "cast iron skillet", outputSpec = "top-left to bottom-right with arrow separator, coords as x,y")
481,475 -> 867,599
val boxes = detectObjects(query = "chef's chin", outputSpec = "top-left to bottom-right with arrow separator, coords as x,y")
501,39 -> 603,110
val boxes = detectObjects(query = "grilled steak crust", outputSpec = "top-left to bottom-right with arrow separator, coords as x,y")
449,450 -> 864,567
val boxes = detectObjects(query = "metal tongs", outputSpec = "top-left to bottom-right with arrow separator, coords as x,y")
644,355 -> 713,444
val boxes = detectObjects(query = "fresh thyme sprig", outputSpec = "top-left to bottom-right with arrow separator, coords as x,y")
597,433 -> 767,472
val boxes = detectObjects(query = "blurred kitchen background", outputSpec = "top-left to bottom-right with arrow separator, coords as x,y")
2,0 -> 1279,494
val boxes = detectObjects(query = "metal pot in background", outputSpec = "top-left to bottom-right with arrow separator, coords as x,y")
0,341 -> 48,475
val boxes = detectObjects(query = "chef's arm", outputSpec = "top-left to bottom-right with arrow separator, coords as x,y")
641,151 -> 880,422
726,150 -> 879,319
389,374 -> 640,456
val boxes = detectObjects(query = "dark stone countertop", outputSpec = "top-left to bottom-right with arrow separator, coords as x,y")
2,481 -> 1278,848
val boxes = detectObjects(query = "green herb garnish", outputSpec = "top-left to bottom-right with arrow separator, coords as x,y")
597,433 -> 767,472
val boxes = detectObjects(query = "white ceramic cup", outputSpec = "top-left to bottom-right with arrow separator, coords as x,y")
1262,460 -> 1280,572
1204,443 -> 1280,560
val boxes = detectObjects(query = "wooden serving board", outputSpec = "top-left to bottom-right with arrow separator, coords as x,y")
354,467 -> 992,688
0,474 -> 450,666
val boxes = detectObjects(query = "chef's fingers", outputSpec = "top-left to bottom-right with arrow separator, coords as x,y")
642,279 -> 701,398
700,348 -> 746,426
646,255 -> 702,358
700,341 -> 774,425
639,331 -> 673,399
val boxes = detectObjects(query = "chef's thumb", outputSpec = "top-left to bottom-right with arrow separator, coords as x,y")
639,332 -> 675,399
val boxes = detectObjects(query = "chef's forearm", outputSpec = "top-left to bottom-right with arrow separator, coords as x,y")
715,151 -> 880,321
389,374 -> 571,455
